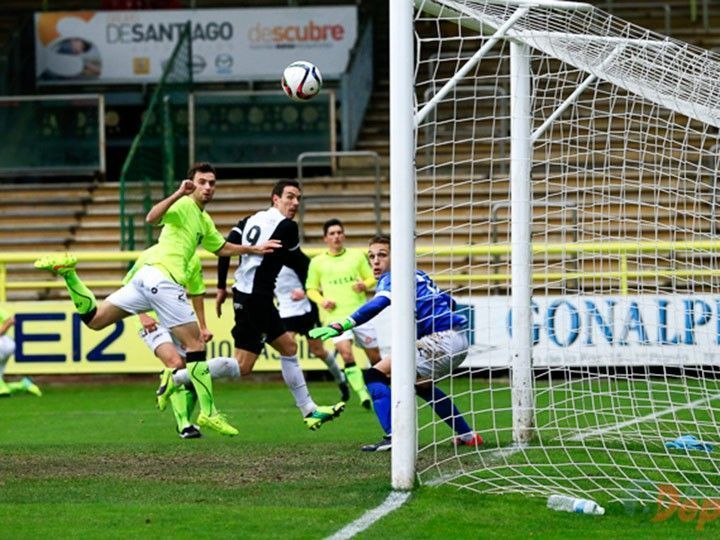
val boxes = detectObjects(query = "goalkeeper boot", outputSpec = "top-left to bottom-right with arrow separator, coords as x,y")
197,412 -> 239,436
453,433 -> 484,447
155,368 -> 177,411
304,402 -> 346,431
22,377 -> 42,397
0,380 -> 9,398
361,435 -> 392,452
33,253 -> 77,276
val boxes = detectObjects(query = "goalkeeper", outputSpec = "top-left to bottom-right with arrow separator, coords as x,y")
310,235 -> 482,452
306,219 -> 381,409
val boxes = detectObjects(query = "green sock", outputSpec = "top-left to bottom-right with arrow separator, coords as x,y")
169,387 -> 191,430
185,385 -> 198,421
344,365 -> 368,397
6,381 -> 26,394
63,270 -> 97,314
188,361 -> 217,416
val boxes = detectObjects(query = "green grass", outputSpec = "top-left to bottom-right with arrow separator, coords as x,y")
1,379 -> 718,538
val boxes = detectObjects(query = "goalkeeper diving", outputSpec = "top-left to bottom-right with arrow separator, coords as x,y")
310,235 -> 482,451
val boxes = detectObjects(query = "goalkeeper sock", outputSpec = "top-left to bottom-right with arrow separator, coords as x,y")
172,356 -> 239,385
169,386 -> 191,430
185,384 -> 198,421
186,351 -> 216,416
322,352 -> 345,384
415,384 -> 472,436
365,368 -> 391,434
344,364 -> 368,396
280,355 -> 316,417
63,271 -> 98,322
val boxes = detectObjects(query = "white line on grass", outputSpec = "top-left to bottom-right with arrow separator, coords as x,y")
325,491 -> 411,540
568,392 -> 720,442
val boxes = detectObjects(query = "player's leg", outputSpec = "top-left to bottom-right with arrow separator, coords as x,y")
0,340 -> 11,396
415,331 -> 482,447
350,323 -> 382,409
361,357 -> 393,451
151,341 -> 200,439
307,337 -> 348,402
294,307 -> 348,401
333,336 -> 371,407
269,330 -> 345,431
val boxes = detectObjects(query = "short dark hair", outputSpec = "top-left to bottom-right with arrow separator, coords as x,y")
271,179 -> 302,202
323,218 -> 344,236
186,162 -> 216,180
369,234 -> 390,247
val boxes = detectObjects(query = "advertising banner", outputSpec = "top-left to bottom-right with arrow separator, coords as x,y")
372,294 -> 720,369
3,300 -> 370,375
34,7 -> 357,85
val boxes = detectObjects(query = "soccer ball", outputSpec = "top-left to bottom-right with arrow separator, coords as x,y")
281,61 -> 322,101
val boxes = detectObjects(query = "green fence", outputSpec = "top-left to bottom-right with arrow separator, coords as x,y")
0,94 -> 105,176
119,22 -> 192,250
190,91 -> 336,168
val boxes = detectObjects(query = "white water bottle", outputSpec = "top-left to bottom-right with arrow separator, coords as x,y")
547,494 -> 606,515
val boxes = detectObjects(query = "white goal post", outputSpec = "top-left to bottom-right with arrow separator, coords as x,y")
390,0 -> 720,503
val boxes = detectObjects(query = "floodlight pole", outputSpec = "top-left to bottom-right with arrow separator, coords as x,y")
389,0 -> 417,490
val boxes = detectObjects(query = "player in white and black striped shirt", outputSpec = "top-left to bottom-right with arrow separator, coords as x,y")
216,180 -> 345,431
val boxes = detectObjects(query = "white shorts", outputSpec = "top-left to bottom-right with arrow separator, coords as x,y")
106,265 -> 196,329
139,324 -> 185,358
0,335 -> 15,363
332,321 -> 378,350
416,329 -> 469,379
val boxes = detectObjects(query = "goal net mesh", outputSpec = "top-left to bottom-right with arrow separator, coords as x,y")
413,0 -> 720,505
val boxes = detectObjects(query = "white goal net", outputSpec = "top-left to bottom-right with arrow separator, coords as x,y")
410,0 -> 720,506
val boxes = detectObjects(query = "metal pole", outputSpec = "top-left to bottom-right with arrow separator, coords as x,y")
390,0 -> 417,491
510,41 -> 535,444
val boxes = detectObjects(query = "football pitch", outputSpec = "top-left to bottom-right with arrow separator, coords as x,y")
0,378 -> 717,539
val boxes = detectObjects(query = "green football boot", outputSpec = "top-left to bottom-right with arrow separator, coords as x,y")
33,253 -> 77,276
304,402 -> 346,431
155,368 -> 177,411
197,412 -> 239,436
22,377 -> 42,397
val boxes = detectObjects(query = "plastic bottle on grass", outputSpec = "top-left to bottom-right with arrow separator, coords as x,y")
547,494 -> 605,515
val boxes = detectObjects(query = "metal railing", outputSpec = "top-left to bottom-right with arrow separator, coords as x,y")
296,150 -> 383,243
4,240 -> 720,301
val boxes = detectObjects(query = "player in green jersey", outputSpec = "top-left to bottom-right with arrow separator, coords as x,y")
0,306 -> 42,398
306,219 -> 381,408
34,163 -> 278,436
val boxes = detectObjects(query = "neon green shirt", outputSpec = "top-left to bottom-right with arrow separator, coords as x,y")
124,244 -> 206,296
306,248 -> 375,322
142,196 -> 224,287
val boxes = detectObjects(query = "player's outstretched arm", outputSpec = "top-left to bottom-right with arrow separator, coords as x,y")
146,179 -> 194,225
0,315 -> 15,336
309,295 -> 392,341
215,239 -> 281,257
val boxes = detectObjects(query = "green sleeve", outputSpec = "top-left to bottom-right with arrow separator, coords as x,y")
306,256 -> 321,291
200,214 -> 226,253
0,307 -> 10,324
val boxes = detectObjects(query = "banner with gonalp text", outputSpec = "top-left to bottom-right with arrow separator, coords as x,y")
34,7 -> 357,85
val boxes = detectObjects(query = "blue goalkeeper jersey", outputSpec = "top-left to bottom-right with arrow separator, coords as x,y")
350,270 -> 467,339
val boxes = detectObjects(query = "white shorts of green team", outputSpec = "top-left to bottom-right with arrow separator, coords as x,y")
0,335 -> 15,365
106,265 -> 196,330
332,321 -> 378,349
415,329 -> 469,380
139,324 -> 186,359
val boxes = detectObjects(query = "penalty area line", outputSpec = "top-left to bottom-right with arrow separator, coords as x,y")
325,491 -> 411,540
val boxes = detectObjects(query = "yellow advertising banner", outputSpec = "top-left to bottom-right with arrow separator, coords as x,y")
4,300 -> 370,375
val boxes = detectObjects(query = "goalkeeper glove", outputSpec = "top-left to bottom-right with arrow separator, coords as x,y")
309,320 -> 353,341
